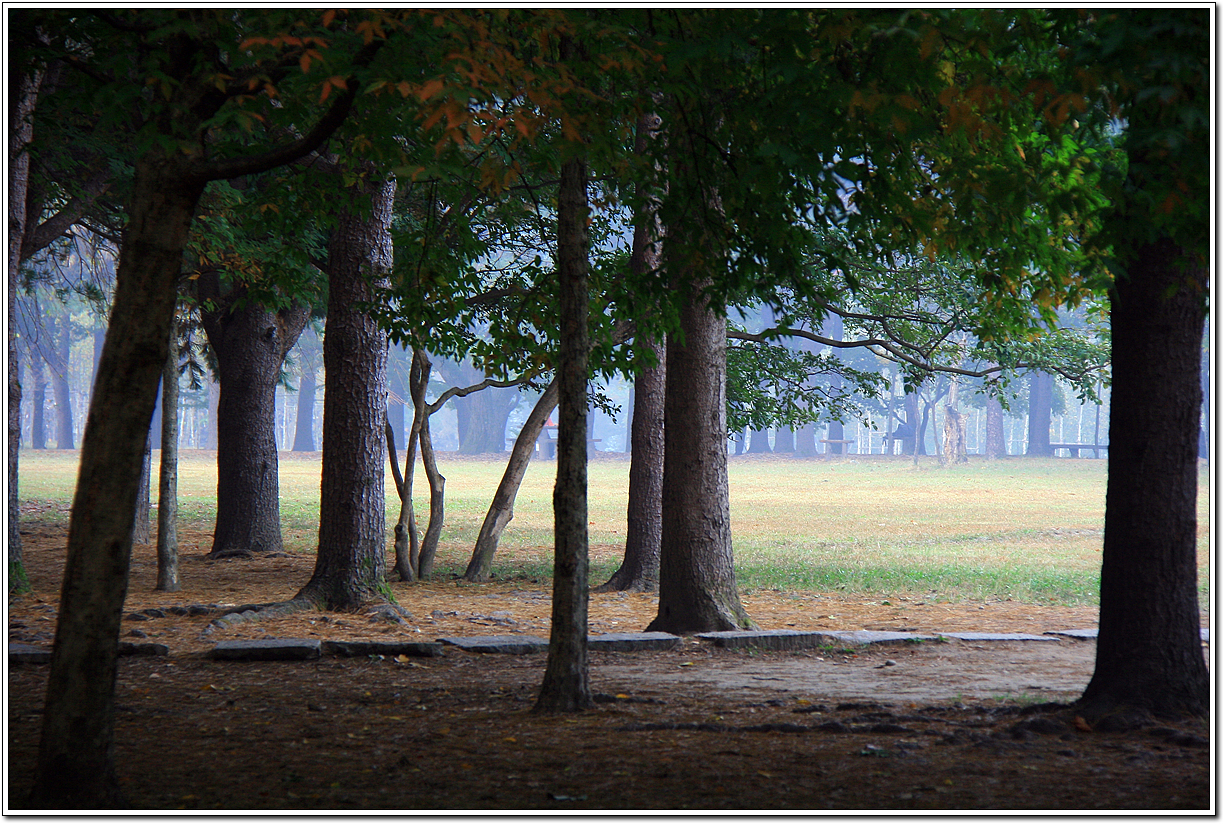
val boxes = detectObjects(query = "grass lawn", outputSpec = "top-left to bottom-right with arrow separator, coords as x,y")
16,449 -> 1211,608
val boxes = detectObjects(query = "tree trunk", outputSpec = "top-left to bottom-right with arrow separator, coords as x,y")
201,292 -> 309,557
535,152 -> 593,713
132,437 -> 151,544
51,305 -> 74,449
1026,371 -> 1053,456
746,427 -> 772,454
823,314 -> 846,455
794,422 -> 817,457
415,395 -> 446,580
463,379 -> 559,581
8,58 -> 41,589
453,374 -> 518,454
1078,238 -> 1208,722
595,337 -> 664,592
942,378 -> 967,465
202,378 -> 219,450
29,355 -> 46,450
156,321 -> 180,592
31,156 -> 203,808
985,396 -> 1006,459
291,339 -> 319,452
774,427 -> 795,453
647,282 -> 753,634
295,171 -> 394,610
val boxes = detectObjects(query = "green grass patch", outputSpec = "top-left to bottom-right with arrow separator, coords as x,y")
16,450 -> 1210,608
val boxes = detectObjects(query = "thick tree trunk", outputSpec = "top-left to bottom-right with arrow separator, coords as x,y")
647,283 -> 753,634
1078,238 -> 1208,722
595,338 -> 665,593
295,172 -> 394,610
746,427 -> 772,454
1026,371 -> 1053,456
794,422 -> 817,457
454,375 -> 518,454
984,396 -> 1006,459
201,294 -> 309,557
536,153 -> 593,713
463,380 -> 559,581
31,157 -> 203,808
156,323 -> 180,592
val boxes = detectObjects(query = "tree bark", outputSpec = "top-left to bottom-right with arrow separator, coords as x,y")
595,337 -> 664,593
463,379 -> 559,581
132,437 -> 151,544
156,321 -> 180,592
295,171 -> 394,610
647,283 -> 754,633
31,156 -> 203,808
596,107 -> 666,593
201,290 -> 309,557
1026,371 -> 1053,456
8,54 -> 42,589
1077,238 -> 1208,722
535,152 -> 593,713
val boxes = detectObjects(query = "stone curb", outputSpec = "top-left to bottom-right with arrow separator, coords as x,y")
588,632 -> 682,652
210,638 -> 322,661
437,635 -> 550,654
1044,628 -> 1210,642
8,641 -> 169,664
321,640 -> 444,658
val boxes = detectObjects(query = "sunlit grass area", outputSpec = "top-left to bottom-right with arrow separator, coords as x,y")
17,449 -> 1210,607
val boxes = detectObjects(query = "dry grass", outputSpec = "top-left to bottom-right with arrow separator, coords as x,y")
14,448 -> 1211,607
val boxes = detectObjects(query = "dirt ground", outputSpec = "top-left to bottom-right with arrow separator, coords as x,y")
6,516 -> 1212,812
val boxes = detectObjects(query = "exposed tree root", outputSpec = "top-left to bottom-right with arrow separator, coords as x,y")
201,595 -> 410,635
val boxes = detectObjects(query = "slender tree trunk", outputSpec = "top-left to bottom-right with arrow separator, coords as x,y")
30,356 -> 46,450
463,380 -> 559,581
292,342 -> 319,452
1078,238 -> 1208,722
595,337 -> 664,592
392,349 -> 428,581
536,152 -> 593,713
51,306 -> 74,449
132,437 -> 151,544
8,60 -> 40,589
295,171 -> 394,610
597,108 -> 665,593
31,156 -> 203,808
156,321 -> 180,592
201,295 -> 309,557
416,394 -> 446,579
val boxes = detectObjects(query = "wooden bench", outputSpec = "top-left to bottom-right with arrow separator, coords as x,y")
819,438 -> 855,458
1048,443 -> 1109,457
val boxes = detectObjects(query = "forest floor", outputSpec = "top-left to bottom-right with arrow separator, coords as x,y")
6,515 -> 1212,812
